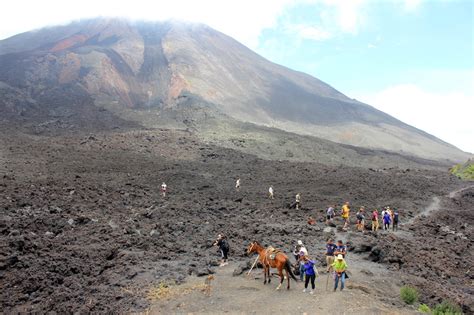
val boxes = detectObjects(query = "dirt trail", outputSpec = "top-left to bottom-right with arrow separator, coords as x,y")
146,258 -> 417,315
149,226 -> 417,315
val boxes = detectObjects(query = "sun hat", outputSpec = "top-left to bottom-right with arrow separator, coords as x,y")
297,240 -> 303,245
337,254 -> 343,260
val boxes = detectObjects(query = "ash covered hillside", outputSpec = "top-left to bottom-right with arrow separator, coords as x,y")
0,18 -> 470,164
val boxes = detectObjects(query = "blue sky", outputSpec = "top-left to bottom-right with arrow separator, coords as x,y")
1,0 -> 473,153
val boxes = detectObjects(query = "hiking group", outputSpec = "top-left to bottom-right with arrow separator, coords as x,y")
162,178 -> 401,294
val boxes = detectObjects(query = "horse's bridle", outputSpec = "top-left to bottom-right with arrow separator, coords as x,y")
247,242 -> 256,254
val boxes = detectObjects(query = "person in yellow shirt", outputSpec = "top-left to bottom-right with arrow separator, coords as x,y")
331,254 -> 348,291
341,201 -> 350,229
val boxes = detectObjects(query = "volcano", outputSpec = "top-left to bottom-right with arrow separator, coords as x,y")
0,18 -> 470,163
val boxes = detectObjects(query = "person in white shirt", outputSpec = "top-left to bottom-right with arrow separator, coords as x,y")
235,177 -> 241,191
268,186 -> 274,199
160,182 -> 167,197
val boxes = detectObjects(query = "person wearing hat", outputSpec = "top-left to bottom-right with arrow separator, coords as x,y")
331,254 -> 348,291
297,240 -> 308,281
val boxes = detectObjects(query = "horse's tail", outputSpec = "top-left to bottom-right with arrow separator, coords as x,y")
285,259 -> 297,281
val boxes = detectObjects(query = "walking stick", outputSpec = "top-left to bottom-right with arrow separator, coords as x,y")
247,255 -> 260,277
326,271 -> 330,291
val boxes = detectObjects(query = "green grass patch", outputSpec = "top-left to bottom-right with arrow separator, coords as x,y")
432,300 -> 463,315
400,285 -> 419,305
450,159 -> 474,180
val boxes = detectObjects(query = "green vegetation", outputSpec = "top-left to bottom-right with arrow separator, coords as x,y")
418,304 -> 432,313
450,159 -> 474,180
432,300 -> 463,315
400,286 -> 419,305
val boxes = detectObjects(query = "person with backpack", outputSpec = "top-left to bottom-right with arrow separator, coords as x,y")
393,209 -> 399,231
381,208 -> 387,230
325,239 -> 337,272
383,211 -> 391,231
326,205 -> 335,224
356,206 -> 365,231
331,254 -> 348,291
302,255 -> 318,294
371,208 -> 379,231
214,234 -> 230,266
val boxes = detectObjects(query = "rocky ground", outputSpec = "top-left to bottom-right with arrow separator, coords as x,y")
0,126 -> 471,313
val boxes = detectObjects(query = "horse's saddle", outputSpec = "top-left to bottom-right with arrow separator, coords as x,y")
267,246 -> 281,260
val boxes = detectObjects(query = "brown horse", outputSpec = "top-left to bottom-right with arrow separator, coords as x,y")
247,241 -> 297,290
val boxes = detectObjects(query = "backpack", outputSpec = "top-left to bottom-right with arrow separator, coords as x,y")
221,239 -> 230,251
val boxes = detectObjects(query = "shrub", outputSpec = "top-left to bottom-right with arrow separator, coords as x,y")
432,300 -> 462,315
418,303 -> 432,314
400,285 -> 419,305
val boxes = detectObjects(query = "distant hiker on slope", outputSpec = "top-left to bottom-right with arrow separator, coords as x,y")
268,186 -> 274,199
393,209 -> 399,231
341,202 -> 350,229
383,211 -> 391,231
371,208 -> 379,232
302,255 -> 318,294
235,177 -> 241,191
326,205 -> 335,224
325,239 -> 337,272
160,182 -> 167,197
356,206 -> 366,231
331,254 -> 348,291
295,193 -> 301,209
213,234 -> 230,267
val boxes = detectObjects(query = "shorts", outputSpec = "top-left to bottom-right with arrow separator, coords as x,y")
327,214 -> 333,220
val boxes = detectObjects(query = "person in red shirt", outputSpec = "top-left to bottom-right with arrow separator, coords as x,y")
371,209 -> 379,232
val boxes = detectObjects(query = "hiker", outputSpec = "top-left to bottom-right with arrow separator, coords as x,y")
381,207 -> 387,229
334,240 -> 347,258
160,182 -> 167,197
268,186 -> 274,199
387,206 -> 394,223
295,193 -> 301,209
371,208 -> 379,231
356,206 -> 365,231
213,234 -> 230,266
326,205 -> 335,224
383,211 -> 391,230
325,239 -> 337,272
293,242 -> 302,262
297,240 -> 308,281
331,254 -> 348,291
235,177 -> 241,191
302,255 -> 318,294
341,202 -> 350,229
393,209 -> 399,231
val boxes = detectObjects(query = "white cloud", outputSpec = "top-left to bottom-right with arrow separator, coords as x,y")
402,0 -> 423,11
368,43 -> 377,48
354,84 -> 474,154
0,0 -> 296,48
285,24 -> 333,41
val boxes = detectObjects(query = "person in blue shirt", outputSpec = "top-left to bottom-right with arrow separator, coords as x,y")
325,239 -> 337,272
334,240 -> 347,258
383,212 -> 391,231
302,255 -> 318,294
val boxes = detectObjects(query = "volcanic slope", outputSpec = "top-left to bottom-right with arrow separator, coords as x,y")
0,18 -> 470,163
1,126 -> 471,313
